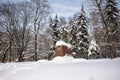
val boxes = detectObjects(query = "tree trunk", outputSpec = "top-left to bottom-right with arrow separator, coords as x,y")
8,40 -> 12,62
2,44 -> 10,63
110,46 -> 116,59
18,49 -> 24,62
94,0 -> 107,29
16,47 -> 24,62
34,33 -> 38,61
109,37 -> 116,59
34,23 -> 38,61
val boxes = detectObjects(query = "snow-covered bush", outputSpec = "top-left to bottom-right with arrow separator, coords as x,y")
88,39 -> 100,59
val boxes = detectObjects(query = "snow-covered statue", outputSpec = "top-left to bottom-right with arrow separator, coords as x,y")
55,40 -> 72,57
61,27 -> 68,42
88,39 -> 100,59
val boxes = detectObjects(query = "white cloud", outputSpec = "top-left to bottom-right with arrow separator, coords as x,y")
0,0 -> 30,3
50,12 -> 75,18
51,3 -> 80,12
49,0 -> 91,18
50,3 -> 80,18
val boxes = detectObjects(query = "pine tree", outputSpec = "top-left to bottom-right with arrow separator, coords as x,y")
88,39 -> 100,59
50,15 -> 61,46
70,22 -> 78,54
104,0 -> 119,58
76,6 -> 89,58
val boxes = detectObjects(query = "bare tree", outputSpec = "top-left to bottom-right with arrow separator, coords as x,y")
30,0 -> 50,61
0,1 -> 31,62
90,0 -> 120,58
0,0 -> 50,62
13,2 -> 31,62
0,2 -> 17,62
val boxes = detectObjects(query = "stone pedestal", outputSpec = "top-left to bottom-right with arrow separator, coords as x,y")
55,45 -> 72,57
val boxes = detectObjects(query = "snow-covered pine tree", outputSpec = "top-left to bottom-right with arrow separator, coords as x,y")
50,15 -> 61,46
88,39 -> 100,59
76,6 -> 89,58
104,0 -> 119,59
69,22 -> 78,54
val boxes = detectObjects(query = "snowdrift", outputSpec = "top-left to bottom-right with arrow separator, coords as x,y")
0,57 -> 120,80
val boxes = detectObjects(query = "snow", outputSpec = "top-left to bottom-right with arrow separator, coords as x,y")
55,40 -> 72,48
51,55 -> 74,63
88,39 -> 99,56
0,57 -> 120,80
72,52 -> 76,55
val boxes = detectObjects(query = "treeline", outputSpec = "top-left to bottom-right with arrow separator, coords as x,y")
0,0 -> 120,63
89,0 -> 120,58
0,0 -> 51,62
49,0 -> 120,59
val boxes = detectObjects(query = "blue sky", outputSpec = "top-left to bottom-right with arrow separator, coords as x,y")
0,0 -> 119,19
49,0 -> 90,18
49,0 -> 120,18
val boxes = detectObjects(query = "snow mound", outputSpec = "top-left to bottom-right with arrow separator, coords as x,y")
55,40 -> 72,48
52,56 -> 74,63
72,58 -> 87,62
37,60 -> 48,63
0,63 -> 17,79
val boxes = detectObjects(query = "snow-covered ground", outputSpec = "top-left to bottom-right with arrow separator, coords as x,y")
0,56 -> 120,80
